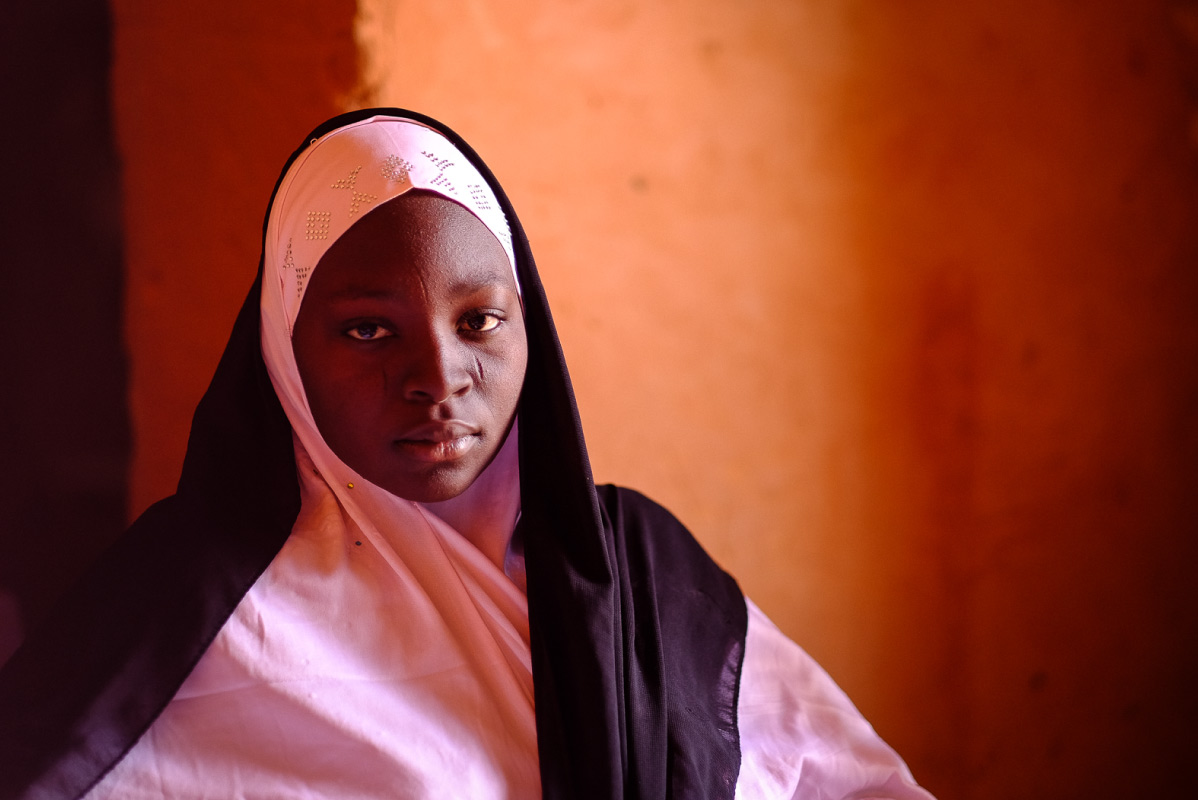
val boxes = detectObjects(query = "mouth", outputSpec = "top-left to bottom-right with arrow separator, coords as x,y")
394,421 -> 481,463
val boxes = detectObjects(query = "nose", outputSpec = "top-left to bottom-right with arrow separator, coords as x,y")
400,330 -> 473,404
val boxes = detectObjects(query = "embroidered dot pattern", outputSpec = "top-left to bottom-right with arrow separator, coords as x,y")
305,211 -> 331,240
381,155 -> 414,183
349,191 -> 377,217
332,165 -> 378,217
285,237 -> 313,299
295,266 -> 311,298
467,184 -> 492,211
277,126 -> 520,331
421,152 -> 454,171
421,150 -> 458,195
331,166 -> 363,190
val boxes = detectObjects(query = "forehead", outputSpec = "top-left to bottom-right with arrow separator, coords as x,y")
308,192 -> 516,300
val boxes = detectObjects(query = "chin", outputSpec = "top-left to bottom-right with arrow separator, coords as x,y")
376,466 -> 479,504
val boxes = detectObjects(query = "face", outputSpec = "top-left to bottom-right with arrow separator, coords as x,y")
292,191 -> 526,503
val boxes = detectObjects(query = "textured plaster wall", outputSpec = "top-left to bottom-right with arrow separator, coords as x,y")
831,5 -> 1198,796
354,1 -> 1198,797
114,0 -> 1198,797
112,0 -> 359,518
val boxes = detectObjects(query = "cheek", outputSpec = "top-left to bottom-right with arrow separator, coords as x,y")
304,378 -> 389,473
486,337 -> 528,415
295,348 -> 379,450
295,347 -> 335,418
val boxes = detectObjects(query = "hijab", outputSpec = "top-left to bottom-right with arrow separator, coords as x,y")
0,109 -> 748,800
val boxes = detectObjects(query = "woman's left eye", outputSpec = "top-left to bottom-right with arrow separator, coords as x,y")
460,312 -> 501,333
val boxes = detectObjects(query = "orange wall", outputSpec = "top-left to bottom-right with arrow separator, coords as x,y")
115,1 -> 1198,797
111,0 -> 359,516
830,4 -> 1198,796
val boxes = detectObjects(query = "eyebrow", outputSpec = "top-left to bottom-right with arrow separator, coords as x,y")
326,286 -> 404,302
326,268 -> 515,303
446,266 -> 515,296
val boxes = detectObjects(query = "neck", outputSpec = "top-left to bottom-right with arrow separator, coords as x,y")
422,422 -> 521,575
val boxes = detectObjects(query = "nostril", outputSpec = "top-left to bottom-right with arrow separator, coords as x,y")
403,362 -> 473,404
398,334 -> 476,403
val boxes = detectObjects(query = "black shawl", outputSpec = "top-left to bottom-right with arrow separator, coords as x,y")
0,108 -> 747,800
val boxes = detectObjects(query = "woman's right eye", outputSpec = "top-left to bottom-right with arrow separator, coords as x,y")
345,323 -> 393,341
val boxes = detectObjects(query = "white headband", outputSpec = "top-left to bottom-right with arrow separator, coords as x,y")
264,115 -> 517,332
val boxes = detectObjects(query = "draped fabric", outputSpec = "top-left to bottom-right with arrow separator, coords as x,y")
82,436 -> 542,800
735,601 -> 937,800
0,109 -> 748,800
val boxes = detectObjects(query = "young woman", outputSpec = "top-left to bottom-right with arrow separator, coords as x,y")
0,110 -> 934,800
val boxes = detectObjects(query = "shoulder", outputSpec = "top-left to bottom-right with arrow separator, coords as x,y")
594,483 -> 678,521
595,483 -> 747,703
0,494 -> 190,798
0,490 -> 292,800
593,484 -> 703,554
736,600 -> 937,800
595,484 -> 742,607
595,484 -> 749,794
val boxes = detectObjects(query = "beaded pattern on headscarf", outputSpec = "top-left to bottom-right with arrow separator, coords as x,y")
264,115 -> 518,334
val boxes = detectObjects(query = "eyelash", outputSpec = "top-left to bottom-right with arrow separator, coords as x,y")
345,322 -> 392,341
460,310 -> 503,333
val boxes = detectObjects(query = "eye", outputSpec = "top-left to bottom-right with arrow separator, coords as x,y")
345,322 -> 393,341
460,311 -> 502,333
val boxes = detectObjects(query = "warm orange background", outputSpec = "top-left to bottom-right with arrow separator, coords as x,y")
112,1 -> 1198,797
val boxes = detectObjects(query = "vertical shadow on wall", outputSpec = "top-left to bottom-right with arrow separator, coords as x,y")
0,1 -> 128,664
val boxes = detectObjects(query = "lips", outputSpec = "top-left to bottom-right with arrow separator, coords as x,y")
393,421 -> 481,463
